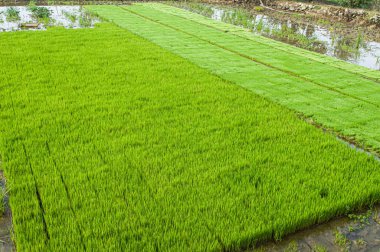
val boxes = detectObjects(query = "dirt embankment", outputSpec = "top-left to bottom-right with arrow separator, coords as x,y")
270,1 -> 380,27
204,0 -> 380,28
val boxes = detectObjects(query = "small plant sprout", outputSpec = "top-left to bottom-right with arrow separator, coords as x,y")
355,238 -> 367,247
5,7 -> 20,21
284,241 -> 299,252
313,244 -> 327,252
334,230 -> 350,247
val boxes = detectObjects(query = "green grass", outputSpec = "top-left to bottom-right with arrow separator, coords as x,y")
1,21 -> 380,251
87,4 -> 380,154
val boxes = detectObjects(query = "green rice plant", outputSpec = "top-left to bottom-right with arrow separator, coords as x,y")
170,2 -> 214,17
63,11 -> 77,23
5,7 -> 20,21
355,32 -> 363,50
334,230 -> 350,247
348,210 -> 372,228
47,0 -> 57,5
354,238 -> 367,246
30,7 -> 52,20
78,12 -> 92,27
253,6 -> 264,12
221,8 -> 255,30
313,244 -> 327,252
0,184 -> 6,215
284,241 -> 299,252
255,17 -> 264,32
98,3 -> 380,154
270,24 -> 327,51
27,0 -> 38,13
28,1 -> 52,20
2,11 -> 380,251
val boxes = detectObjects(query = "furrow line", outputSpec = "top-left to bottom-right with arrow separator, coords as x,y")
45,141 -> 87,251
148,3 -> 380,84
119,6 -> 380,109
21,143 -> 50,243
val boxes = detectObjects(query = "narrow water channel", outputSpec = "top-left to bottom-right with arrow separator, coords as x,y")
172,2 -> 380,71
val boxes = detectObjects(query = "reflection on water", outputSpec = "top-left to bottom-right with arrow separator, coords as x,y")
0,5 -> 100,32
175,2 -> 380,71
255,206 -> 380,251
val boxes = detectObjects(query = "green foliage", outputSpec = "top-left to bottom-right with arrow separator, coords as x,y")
28,1 -> 52,19
373,0 -> 380,10
78,12 -> 92,27
284,241 -> 299,252
1,10 -> 380,251
355,238 -> 367,246
313,244 -> 327,252
270,24 -> 327,51
90,3 -> 380,154
331,0 -> 372,8
0,187 -> 5,215
348,209 -> 372,230
254,6 -> 265,12
334,230 -> 350,247
176,2 -> 214,17
175,2 -> 327,52
5,7 -> 20,21
63,11 -> 77,23
221,8 -> 256,29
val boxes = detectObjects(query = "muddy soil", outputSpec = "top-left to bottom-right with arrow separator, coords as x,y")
253,206 -> 380,251
0,171 -> 13,252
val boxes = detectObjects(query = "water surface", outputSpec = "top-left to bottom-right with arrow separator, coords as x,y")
174,2 -> 380,71
0,5 -> 100,31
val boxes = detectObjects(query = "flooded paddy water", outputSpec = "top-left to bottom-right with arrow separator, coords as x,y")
171,2 -> 380,71
256,206 -> 380,251
1,2 -> 380,251
0,5 -> 100,31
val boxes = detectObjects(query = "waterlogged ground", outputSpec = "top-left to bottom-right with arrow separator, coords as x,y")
0,5 -> 100,31
2,7 -> 380,248
0,171 -> 13,252
171,2 -> 380,71
256,206 -> 380,252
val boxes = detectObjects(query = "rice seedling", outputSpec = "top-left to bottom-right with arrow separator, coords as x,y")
90,3 -> 380,154
255,17 -> 264,32
354,238 -> 367,247
78,12 -> 92,27
314,244 -> 327,252
270,23 -> 327,51
63,11 -> 77,23
5,7 -> 20,21
1,14 -> 380,251
171,1 -> 214,17
334,230 -> 350,247
27,1 -> 51,19
355,32 -> 363,50
29,7 -> 52,20
284,241 -> 299,252
253,6 -> 264,12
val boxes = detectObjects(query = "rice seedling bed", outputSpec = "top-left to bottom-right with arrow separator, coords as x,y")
87,4 -> 380,153
1,10 -> 380,252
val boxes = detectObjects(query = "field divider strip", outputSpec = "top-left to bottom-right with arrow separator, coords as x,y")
45,141 -> 87,251
149,3 -> 380,84
21,143 -> 50,243
119,6 -> 379,109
